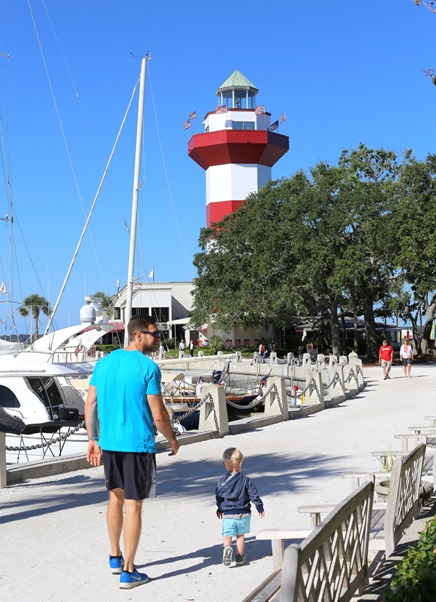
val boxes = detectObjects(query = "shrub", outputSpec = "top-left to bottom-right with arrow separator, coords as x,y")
384,518 -> 436,602
94,344 -> 119,354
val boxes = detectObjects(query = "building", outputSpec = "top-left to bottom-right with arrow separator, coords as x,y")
188,69 -> 289,226
112,281 -> 195,346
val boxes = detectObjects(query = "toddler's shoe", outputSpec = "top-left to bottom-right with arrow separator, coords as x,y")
223,546 -> 233,567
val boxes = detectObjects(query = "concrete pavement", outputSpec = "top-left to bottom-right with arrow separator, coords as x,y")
1,363 -> 435,601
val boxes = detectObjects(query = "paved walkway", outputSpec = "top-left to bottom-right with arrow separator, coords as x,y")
1,364 -> 435,601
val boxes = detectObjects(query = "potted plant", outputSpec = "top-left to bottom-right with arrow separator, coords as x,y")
375,450 -> 433,502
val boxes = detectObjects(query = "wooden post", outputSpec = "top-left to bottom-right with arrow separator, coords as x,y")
327,367 -> 346,402
305,371 -> 325,407
198,384 -> 229,435
264,376 -> 289,420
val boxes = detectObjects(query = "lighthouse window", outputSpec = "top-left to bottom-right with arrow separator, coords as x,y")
233,121 -> 255,131
234,90 -> 245,108
222,91 -> 232,107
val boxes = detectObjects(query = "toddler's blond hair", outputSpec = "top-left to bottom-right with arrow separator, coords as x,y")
222,447 -> 244,468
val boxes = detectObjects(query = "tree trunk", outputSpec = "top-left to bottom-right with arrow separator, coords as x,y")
353,312 -> 359,352
351,295 -> 359,352
363,296 -> 378,359
330,302 -> 341,356
340,309 -> 347,353
33,313 -> 39,341
420,301 -> 436,354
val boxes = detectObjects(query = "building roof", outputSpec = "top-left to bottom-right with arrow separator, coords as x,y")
216,69 -> 259,95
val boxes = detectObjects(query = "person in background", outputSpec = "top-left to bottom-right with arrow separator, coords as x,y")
85,315 -> 180,590
258,341 -> 266,362
189,341 -> 194,357
378,339 -> 394,380
399,337 -> 413,378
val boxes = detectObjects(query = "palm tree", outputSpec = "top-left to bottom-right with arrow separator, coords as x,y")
18,294 -> 51,341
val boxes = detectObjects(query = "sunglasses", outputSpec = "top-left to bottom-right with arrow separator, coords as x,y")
139,330 -> 161,339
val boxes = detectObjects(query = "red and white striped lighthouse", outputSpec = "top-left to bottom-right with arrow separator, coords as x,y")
188,69 -> 289,227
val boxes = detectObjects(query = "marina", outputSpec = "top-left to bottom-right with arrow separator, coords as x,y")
1,363 -> 435,601
1,349 -> 364,465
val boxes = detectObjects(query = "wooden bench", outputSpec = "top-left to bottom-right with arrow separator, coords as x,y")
312,443 -> 426,558
246,482 -> 374,602
393,432 -> 436,452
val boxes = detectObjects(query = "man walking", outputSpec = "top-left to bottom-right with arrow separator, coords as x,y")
378,339 -> 394,380
85,315 -> 180,589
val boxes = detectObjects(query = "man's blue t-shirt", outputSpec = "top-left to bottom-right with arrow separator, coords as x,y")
90,349 -> 161,453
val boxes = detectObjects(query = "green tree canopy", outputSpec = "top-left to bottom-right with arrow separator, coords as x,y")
394,154 -> 436,352
191,144 -> 409,358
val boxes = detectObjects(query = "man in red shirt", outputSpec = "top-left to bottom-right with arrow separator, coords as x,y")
378,339 -> 394,380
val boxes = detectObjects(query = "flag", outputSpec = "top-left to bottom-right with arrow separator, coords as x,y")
224,119 -> 234,128
215,105 -> 227,114
270,120 -> 279,131
184,120 -> 191,130
279,112 -> 287,123
189,111 -> 196,120
147,267 -> 154,280
255,105 -> 266,115
0,281 -> 7,296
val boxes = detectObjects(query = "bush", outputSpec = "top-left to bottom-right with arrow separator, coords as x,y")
384,518 -> 436,602
94,344 -> 119,354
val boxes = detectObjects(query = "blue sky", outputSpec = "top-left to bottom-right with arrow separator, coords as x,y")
0,0 -> 435,335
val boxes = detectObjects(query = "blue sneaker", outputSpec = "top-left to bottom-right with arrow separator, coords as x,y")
109,555 -> 124,574
119,568 -> 149,589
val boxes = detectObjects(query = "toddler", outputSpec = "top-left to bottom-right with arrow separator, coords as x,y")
215,447 -> 264,567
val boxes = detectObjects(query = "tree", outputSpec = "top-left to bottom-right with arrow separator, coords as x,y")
413,0 -> 436,13
191,144 -> 404,358
413,1 -> 436,84
333,145 -> 403,357
395,154 -> 436,353
91,291 -> 113,317
18,294 -> 51,341
191,173 -> 315,338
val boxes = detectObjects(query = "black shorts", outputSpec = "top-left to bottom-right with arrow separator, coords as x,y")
402,358 -> 412,366
102,450 -> 156,500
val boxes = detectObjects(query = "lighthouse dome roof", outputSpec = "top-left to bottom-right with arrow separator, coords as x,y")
216,69 -> 259,95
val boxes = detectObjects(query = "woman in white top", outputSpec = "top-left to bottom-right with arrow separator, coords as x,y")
399,338 -> 413,377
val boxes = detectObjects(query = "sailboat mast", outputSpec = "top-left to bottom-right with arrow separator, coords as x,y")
124,55 -> 150,346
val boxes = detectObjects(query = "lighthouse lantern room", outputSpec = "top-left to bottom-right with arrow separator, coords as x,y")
188,69 -> 289,227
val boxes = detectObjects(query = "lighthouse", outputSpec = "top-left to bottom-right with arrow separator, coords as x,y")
188,69 -> 289,227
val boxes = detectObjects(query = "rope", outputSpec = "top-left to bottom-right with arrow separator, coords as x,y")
327,371 -> 347,395
306,377 -> 321,402
344,367 -> 357,385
